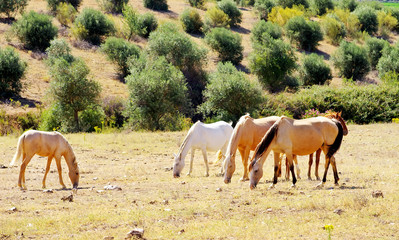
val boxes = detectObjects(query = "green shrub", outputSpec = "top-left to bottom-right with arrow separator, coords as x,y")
72,8 -> 115,44
205,27 -> 243,65
262,84 -> 399,124
188,0 -> 205,9
0,47 -> 26,98
389,7 -> 399,32
122,5 -> 142,40
0,0 -> 28,18
268,5 -> 305,26
254,0 -> 275,20
126,55 -> 189,131
204,6 -> 230,31
12,11 -> 58,51
199,62 -> 264,123
285,16 -> 323,51
251,20 -> 282,45
337,0 -> 357,12
320,14 -> 346,45
299,53 -> 332,86
377,45 -> 399,78
249,34 -> 297,92
377,10 -> 398,39
101,37 -> 140,77
56,2 -> 77,27
365,37 -> 389,70
332,8 -> 361,39
143,0 -> 168,11
137,13 -> 158,38
148,22 -> 207,71
354,6 -> 378,35
277,0 -> 309,8
102,96 -> 127,128
331,41 -> 370,80
180,8 -> 203,34
47,0 -> 81,12
218,0 -> 242,27
46,38 -> 75,66
47,58 -> 102,132
311,0 -> 334,16
98,0 -> 129,13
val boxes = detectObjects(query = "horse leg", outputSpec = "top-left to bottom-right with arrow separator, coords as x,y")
286,153 -> 297,187
187,149 -> 195,176
18,153 -> 32,190
55,156 -> 66,189
276,153 -> 282,178
294,155 -> 301,179
201,148 -> 209,177
330,156 -> 340,186
317,155 -> 330,188
270,152 -> 281,189
285,156 -> 290,181
315,149 -> 321,181
42,156 -> 53,189
308,153 -> 313,180
239,147 -> 250,181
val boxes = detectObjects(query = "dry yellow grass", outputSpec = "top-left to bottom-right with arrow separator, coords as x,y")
0,123 -> 399,239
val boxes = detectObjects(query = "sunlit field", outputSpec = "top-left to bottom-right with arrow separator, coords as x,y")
383,2 -> 399,8
1,124 -> 399,239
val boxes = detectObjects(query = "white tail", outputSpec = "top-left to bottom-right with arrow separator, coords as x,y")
10,135 -> 24,167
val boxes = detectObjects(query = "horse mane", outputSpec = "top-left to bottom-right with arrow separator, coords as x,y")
226,114 -> 252,155
177,122 -> 198,156
58,133 -> 78,169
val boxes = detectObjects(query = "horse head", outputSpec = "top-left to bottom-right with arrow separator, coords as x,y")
173,153 -> 184,178
249,157 -> 263,190
68,157 -> 79,189
223,154 -> 236,184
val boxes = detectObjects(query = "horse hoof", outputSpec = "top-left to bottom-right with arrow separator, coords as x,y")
315,183 -> 324,189
308,177 -> 312,181
239,177 -> 249,182
204,174 -> 209,177
186,173 -> 191,177
290,184 -> 296,189
268,184 -> 275,189
61,185 -> 67,189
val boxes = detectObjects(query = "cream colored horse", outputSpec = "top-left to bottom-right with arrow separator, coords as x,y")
10,130 -> 79,190
224,114 -> 301,184
249,114 -> 347,189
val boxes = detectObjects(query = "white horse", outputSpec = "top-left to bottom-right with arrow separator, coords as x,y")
173,121 -> 233,178
10,130 -> 79,190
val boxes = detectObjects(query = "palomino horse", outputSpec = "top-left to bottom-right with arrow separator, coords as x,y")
173,121 -> 233,178
10,130 -> 80,190
249,114 -> 347,189
223,114 -> 302,184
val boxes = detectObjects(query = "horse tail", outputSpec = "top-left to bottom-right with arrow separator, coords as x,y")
213,150 -> 224,164
249,119 -> 280,170
326,119 -> 344,159
10,134 -> 25,167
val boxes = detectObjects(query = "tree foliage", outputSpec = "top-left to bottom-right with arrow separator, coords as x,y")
205,27 -> 243,65
285,16 -> 323,51
0,47 -> 26,98
0,0 -> 28,18
300,53 -> 332,86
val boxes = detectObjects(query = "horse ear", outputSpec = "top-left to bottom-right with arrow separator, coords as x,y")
338,112 -> 342,117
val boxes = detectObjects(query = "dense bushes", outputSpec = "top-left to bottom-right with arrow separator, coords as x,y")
254,0 -> 275,20
262,84 -> 399,124
285,16 -> 323,51
72,8 -> 115,44
338,0 -> 357,12
277,0 -> 309,8
47,0 -> 81,12
101,37 -> 141,77
98,0 -> 128,13
56,3 -> 77,27
321,15 -> 346,45
122,6 -> 158,39
12,11 -> 58,51
354,6 -> 378,35
46,38 -> 75,66
377,45 -> 399,78
180,8 -> 203,34
0,47 -> 27,98
199,62 -> 264,123
0,0 -> 28,18
331,41 -> 370,80
299,53 -> 332,86
268,5 -> 304,27
205,27 -> 243,65
365,37 -> 389,70
204,6 -> 230,30
126,55 -> 189,131
137,13 -> 158,38
148,23 -> 206,71
249,34 -> 297,92
377,10 -> 398,39
311,0 -> 334,16
251,20 -> 282,44
143,0 -> 168,11
218,0 -> 242,27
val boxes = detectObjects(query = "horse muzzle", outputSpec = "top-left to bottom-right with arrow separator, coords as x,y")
173,173 -> 180,178
224,177 -> 231,184
250,182 -> 257,190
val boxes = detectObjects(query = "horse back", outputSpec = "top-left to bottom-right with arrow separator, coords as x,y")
22,130 -> 67,157
240,116 -> 279,150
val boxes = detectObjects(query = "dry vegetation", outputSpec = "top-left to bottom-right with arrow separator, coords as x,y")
0,123 -> 399,239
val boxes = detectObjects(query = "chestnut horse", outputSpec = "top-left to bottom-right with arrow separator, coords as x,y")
249,114 -> 347,189
224,114 -> 302,184
10,130 -> 79,190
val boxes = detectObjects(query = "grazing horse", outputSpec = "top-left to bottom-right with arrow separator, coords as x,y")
223,114 -> 302,184
173,121 -> 233,178
10,130 -> 80,190
249,114 -> 347,189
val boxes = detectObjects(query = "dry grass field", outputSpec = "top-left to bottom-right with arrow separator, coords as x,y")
0,123 -> 399,239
